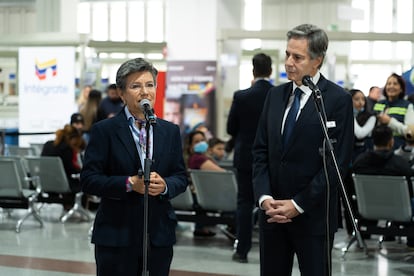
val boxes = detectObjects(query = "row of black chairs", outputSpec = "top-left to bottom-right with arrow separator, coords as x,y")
0,156 -> 92,233
171,169 -> 237,227
172,171 -> 414,254
342,174 -> 414,257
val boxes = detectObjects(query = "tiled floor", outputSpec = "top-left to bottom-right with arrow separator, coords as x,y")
1,204 -> 414,276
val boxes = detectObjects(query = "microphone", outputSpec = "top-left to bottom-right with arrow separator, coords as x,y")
140,99 -> 157,125
302,75 -> 321,97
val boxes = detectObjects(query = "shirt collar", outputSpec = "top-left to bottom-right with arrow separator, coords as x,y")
124,106 -> 156,125
254,77 -> 271,82
293,71 -> 321,97
124,107 -> 135,122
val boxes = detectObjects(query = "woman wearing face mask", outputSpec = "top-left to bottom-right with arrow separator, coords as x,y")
184,130 -> 225,237
186,131 -> 226,171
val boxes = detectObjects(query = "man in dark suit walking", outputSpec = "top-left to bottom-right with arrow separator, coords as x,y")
227,53 -> 273,263
81,58 -> 188,276
252,24 -> 353,275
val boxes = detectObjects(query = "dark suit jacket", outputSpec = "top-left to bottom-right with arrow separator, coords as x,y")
81,108 -> 187,248
227,79 -> 273,171
252,75 -> 353,236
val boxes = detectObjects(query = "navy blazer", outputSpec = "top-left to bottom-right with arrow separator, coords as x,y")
252,75 -> 353,235
227,79 -> 273,171
81,109 -> 188,248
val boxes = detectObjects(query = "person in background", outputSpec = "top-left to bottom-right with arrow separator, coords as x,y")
366,86 -> 382,113
81,58 -> 187,275
353,125 -> 414,248
80,89 -> 102,143
76,84 -> 92,111
375,73 -> 414,149
97,83 -> 124,121
41,124 -> 86,210
394,124 -> 414,166
70,112 -> 85,134
350,89 -> 377,160
184,130 -> 225,237
186,131 -> 225,172
340,89 -> 376,237
227,52 -> 273,263
191,122 -> 213,141
69,112 -> 86,162
207,137 -> 226,162
252,24 -> 353,275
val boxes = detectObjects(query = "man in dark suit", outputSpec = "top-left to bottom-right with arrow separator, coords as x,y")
252,24 -> 353,276
227,53 -> 273,263
81,58 -> 188,276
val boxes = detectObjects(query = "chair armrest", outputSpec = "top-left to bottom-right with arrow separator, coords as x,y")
24,175 -> 42,194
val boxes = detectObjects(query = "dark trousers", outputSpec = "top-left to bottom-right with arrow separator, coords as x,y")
95,244 -> 173,276
235,169 -> 255,257
259,211 -> 334,276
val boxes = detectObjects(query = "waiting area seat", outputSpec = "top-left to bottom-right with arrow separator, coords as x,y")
170,186 -> 194,211
29,143 -> 44,156
353,174 -> 412,223
25,156 -> 91,223
217,160 -> 235,172
189,169 -> 237,213
343,174 -> 414,255
171,169 -> 237,227
4,145 -> 36,157
0,158 -> 43,233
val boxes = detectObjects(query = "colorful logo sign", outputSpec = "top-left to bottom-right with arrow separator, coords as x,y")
35,58 -> 57,80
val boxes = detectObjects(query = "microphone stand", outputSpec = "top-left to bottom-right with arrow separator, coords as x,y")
309,86 -> 367,259
142,115 -> 155,276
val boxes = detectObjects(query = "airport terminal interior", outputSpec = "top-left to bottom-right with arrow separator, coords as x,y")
1,0 -> 414,275
0,207 -> 414,275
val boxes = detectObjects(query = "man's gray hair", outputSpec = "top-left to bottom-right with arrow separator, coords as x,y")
116,58 -> 158,90
287,24 -> 328,68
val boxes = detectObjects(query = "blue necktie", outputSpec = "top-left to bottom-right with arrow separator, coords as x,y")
283,88 -> 302,146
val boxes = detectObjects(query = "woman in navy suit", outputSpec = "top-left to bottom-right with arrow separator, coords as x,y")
81,58 -> 188,276
252,24 -> 353,276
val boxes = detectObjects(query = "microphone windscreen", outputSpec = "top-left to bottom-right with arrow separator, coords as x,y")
140,99 -> 152,110
302,75 -> 312,87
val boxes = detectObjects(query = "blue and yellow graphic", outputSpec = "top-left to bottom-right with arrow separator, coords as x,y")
35,58 -> 57,80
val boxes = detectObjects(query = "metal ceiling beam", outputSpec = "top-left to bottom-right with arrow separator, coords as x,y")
219,29 -> 414,42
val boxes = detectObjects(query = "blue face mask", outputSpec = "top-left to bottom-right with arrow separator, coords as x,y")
193,141 -> 208,153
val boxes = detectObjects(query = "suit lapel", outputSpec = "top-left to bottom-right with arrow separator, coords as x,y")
114,112 -> 140,163
277,84 -> 293,152
285,75 -> 329,151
